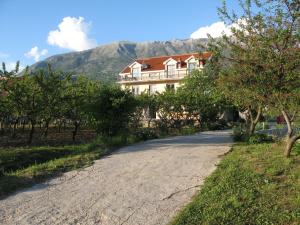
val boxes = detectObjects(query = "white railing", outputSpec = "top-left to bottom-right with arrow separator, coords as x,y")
118,69 -> 190,82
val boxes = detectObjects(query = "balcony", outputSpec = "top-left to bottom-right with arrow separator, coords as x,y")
118,69 -> 190,83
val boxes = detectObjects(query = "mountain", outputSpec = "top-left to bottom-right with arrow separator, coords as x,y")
28,39 -> 208,82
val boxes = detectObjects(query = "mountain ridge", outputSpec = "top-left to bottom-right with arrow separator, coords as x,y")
28,38 -> 208,82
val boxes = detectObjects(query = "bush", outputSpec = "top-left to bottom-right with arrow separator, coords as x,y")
180,126 -> 197,135
233,127 -> 248,142
255,122 -> 270,130
207,120 -> 229,130
133,128 -> 158,141
248,133 -> 273,144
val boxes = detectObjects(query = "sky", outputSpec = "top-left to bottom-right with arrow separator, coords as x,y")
0,0 -> 242,71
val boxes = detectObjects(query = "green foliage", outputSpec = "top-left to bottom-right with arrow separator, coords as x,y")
233,126 -> 248,142
156,89 -> 184,130
248,133 -> 273,144
180,126 -> 197,135
89,85 -> 138,137
133,127 -> 159,141
171,143 -> 300,225
179,69 -> 232,128
0,64 -> 99,144
207,0 -> 300,154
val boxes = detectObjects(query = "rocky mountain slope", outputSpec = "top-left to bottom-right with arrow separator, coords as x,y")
28,39 -> 208,82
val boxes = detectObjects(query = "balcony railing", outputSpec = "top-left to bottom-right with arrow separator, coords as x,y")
118,69 -> 190,82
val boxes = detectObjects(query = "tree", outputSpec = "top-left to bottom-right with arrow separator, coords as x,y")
156,88 -> 185,130
4,72 -> 43,144
0,62 -> 23,136
208,0 -> 300,156
64,75 -> 97,142
89,85 -> 137,138
136,91 -> 158,127
178,69 -> 228,129
34,65 -> 68,138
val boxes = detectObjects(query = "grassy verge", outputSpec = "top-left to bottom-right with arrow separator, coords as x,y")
171,142 -> 300,225
0,135 -> 139,199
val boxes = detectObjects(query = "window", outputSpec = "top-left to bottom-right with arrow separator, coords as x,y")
166,84 -> 175,90
188,62 -> 196,73
132,86 -> 139,95
167,64 -> 176,77
132,68 -> 140,78
149,85 -> 157,94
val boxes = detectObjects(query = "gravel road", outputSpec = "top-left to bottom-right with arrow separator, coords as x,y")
0,130 -> 232,225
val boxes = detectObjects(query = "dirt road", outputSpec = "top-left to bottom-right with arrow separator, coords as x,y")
0,130 -> 232,225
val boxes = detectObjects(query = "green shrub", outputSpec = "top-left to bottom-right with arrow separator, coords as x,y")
180,126 -> 197,135
133,128 -> 158,141
207,120 -> 229,130
233,127 -> 248,142
248,133 -> 273,144
255,123 -> 270,130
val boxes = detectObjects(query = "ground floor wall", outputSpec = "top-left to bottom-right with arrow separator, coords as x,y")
120,81 -> 182,95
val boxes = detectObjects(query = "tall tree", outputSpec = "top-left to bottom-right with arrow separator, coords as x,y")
4,72 -> 43,144
90,85 -> 137,138
34,65 -> 68,138
64,75 -> 97,142
208,0 -> 300,156
178,69 -> 229,129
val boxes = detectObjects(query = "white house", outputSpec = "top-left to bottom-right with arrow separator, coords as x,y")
117,52 -> 212,94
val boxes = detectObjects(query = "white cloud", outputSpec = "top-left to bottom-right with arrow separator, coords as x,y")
25,46 -> 48,62
190,21 -> 232,39
191,19 -> 247,39
4,62 -> 25,73
47,16 -> 97,51
0,52 -> 9,58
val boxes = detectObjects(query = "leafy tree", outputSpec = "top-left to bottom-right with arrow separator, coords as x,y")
178,69 -> 228,129
136,91 -> 158,127
208,0 -> 300,156
64,75 -> 97,142
90,85 -> 137,138
156,88 -> 185,130
34,65 -> 69,137
0,62 -> 23,135
4,72 -> 43,144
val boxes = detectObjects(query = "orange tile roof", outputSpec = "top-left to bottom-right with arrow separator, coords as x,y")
120,52 -> 212,73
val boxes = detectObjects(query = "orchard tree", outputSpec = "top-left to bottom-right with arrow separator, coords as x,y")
64,75 -> 97,142
136,91 -> 158,127
89,85 -> 137,138
178,69 -> 228,129
4,72 -> 43,144
208,0 -> 300,156
156,88 -> 185,130
34,65 -> 68,137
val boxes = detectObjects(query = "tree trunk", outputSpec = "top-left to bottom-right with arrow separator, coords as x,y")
12,118 -> 19,138
43,119 -> 50,138
72,121 -> 80,142
247,106 -> 262,135
28,120 -> 35,145
281,110 -> 300,157
284,135 -> 300,157
22,121 -> 26,132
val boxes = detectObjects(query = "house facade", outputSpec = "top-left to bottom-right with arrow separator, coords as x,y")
117,52 -> 212,94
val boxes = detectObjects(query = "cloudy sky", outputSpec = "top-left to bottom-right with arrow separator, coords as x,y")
0,0 -> 241,71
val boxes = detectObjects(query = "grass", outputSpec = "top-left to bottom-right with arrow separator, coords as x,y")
171,142 -> 300,225
0,135 -> 139,199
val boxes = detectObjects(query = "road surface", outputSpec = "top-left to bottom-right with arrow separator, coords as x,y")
0,130 -> 232,225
